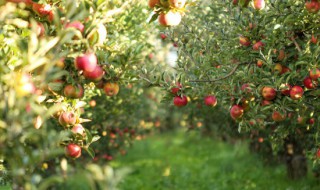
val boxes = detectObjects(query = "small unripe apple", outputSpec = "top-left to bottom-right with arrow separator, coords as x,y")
89,100 -> 96,107
290,86 -> 304,100
65,21 -> 85,33
272,111 -> 286,122
83,65 -> 104,81
173,96 -> 188,107
230,105 -> 244,120
309,68 -> 320,80
158,11 -> 182,27
75,52 -> 98,72
65,144 -> 81,158
103,82 -> 120,96
304,77 -> 318,89
252,0 -> 265,10
71,124 -> 85,136
204,95 -> 217,107
63,84 -> 84,99
59,111 -> 77,127
261,86 -> 277,100
239,36 -> 251,47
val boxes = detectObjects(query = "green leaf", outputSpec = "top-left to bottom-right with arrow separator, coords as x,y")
86,147 -> 95,159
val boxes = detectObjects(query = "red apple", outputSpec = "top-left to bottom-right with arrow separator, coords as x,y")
103,82 -> 120,96
230,105 -> 244,120
204,95 -> 217,107
241,83 -> 252,93
65,21 -> 85,33
32,3 -> 52,17
59,111 -> 77,127
311,34 -> 318,44
290,86 -> 304,100
160,33 -> 167,40
173,96 -> 188,107
272,111 -> 286,122
233,0 -> 238,5
158,11 -> 182,27
252,41 -> 265,51
274,63 -> 283,74
309,68 -> 320,80
280,83 -> 292,96
305,0 -> 320,13
148,0 -> 160,8
257,60 -> 263,67
71,124 -> 85,136
63,84 -> 84,99
75,52 -> 98,72
169,0 -> 186,8
304,77 -> 318,89
239,36 -> 251,47
309,118 -> 315,125
281,66 -> 291,75
277,49 -> 286,61
261,86 -> 277,100
261,99 -> 272,106
252,0 -> 265,10
65,144 -> 81,158
83,65 -> 104,81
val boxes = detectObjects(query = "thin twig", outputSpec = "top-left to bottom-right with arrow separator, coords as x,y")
291,36 -> 302,53
189,63 -> 242,83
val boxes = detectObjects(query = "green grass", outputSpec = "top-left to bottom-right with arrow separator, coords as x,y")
111,131 -> 320,190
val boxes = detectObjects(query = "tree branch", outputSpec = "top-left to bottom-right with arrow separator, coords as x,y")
189,63 -> 242,83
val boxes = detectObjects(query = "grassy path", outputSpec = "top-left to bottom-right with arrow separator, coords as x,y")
111,131 -> 320,190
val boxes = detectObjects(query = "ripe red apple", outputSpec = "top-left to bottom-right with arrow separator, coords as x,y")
305,0 -> 320,13
66,21 -> 85,33
160,33 -> 167,40
148,0 -> 160,8
103,82 -> 120,96
309,118 -> 315,125
261,99 -> 272,106
252,41 -> 265,51
83,65 -> 104,81
309,68 -> 320,80
252,0 -> 265,10
173,96 -> 188,107
272,111 -> 286,122
65,144 -> 81,158
158,11 -> 182,27
71,124 -> 85,136
280,83 -> 292,96
169,0 -> 186,8
241,83 -> 252,93
239,36 -> 251,46
311,34 -> 318,44
304,77 -> 318,89
75,52 -> 98,72
32,3 -> 52,17
230,105 -> 244,120
204,95 -> 217,107
257,60 -> 263,67
63,84 -> 84,99
233,0 -> 238,5
290,86 -> 304,100
59,111 -> 77,127
280,66 -> 291,75
261,86 -> 277,100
